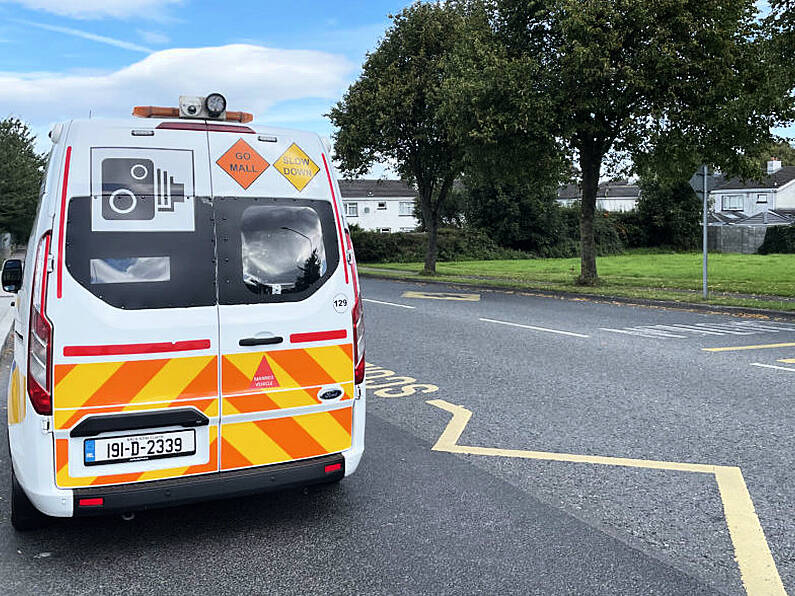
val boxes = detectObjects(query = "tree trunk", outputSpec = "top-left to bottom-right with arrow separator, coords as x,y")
423,217 -> 438,274
578,144 -> 601,285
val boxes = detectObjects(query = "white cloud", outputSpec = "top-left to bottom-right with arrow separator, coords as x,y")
0,0 -> 182,19
137,29 -> 169,45
16,19 -> 152,53
0,44 -> 353,133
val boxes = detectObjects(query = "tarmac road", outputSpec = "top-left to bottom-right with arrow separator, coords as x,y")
1,277 -> 793,595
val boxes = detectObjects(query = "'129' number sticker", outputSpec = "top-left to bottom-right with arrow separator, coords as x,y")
333,294 -> 349,313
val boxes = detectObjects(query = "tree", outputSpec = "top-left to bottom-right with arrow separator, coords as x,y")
760,141 -> 795,167
0,118 -> 46,242
328,3 -> 465,274
636,181 -> 701,250
449,0 -> 792,284
461,179 -> 562,255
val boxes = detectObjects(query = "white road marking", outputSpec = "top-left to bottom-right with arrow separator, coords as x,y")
480,317 -> 589,338
750,363 -> 795,373
600,320 -> 795,341
362,298 -> 416,310
601,327 -> 687,339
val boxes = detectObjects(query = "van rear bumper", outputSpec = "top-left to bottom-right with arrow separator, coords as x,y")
72,453 -> 345,517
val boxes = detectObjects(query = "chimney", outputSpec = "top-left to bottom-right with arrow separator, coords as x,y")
767,158 -> 782,174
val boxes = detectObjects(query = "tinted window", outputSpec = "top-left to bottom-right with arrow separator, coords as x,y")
65,197 -> 216,309
216,197 -> 339,305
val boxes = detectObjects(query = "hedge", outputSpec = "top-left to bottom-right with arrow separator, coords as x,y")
350,227 -> 530,263
758,224 -> 795,254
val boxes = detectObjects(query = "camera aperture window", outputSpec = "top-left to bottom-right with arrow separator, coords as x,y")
90,257 -> 171,285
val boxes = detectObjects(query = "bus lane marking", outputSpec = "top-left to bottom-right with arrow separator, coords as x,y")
426,399 -> 786,596
364,363 -> 439,398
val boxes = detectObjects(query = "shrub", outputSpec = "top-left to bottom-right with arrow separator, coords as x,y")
758,225 -> 795,254
350,226 -> 529,263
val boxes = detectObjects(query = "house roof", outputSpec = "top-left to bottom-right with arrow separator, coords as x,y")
708,212 -> 746,225
338,179 -> 417,199
557,181 -> 640,200
714,166 -> 795,191
739,210 -> 795,226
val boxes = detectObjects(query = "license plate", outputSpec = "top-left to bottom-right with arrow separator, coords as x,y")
84,429 -> 196,466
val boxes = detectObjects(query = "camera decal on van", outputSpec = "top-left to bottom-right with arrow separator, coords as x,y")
90,148 -> 196,232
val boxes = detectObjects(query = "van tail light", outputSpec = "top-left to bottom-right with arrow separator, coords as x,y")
346,229 -> 364,385
28,233 -> 53,415
352,297 -> 365,385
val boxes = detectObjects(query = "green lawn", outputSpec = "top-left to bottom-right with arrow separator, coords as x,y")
360,252 -> 795,312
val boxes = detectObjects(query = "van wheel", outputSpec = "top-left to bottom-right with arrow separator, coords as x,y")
10,467 -> 50,531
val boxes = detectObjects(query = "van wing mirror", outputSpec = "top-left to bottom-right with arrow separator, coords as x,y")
2,259 -> 23,293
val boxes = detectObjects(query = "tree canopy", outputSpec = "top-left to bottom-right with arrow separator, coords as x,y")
0,118 -> 46,242
448,0 -> 793,283
328,3 -> 466,274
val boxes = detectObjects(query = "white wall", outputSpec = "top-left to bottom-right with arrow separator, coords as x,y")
596,198 -> 637,212
711,181 -> 795,216
555,198 -> 638,212
342,197 -> 419,232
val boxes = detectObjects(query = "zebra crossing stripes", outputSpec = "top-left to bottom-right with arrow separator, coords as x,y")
600,320 -> 795,340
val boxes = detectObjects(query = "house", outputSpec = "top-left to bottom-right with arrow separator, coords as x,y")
709,160 -> 795,219
556,180 -> 640,212
338,179 -> 419,232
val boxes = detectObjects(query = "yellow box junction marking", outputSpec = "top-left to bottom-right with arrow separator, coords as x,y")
703,342 -> 795,352
426,399 -> 785,596
401,291 -> 480,302
364,363 -> 439,398
273,143 -> 319,191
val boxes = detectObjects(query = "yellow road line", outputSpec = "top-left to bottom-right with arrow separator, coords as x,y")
426,398 -> 786,596
777,358 -> 795,364
703,342 -> 795,352
715,468 -> 787,595
402,290 -> 480,301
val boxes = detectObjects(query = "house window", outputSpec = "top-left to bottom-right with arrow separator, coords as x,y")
756,193 -> 768,204
377,202 -> 387,210
399,201 -> 414,216
378,227 -> 391,233
344,202 -> 358,217
722,195 -> 743,211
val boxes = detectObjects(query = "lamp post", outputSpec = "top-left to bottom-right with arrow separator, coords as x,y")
702,165 -> 708,299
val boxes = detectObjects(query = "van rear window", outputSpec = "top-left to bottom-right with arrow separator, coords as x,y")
66,197 -> 216,309
215,197 -> 339,305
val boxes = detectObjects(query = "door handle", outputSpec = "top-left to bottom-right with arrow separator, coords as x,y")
239,336 -> 283,346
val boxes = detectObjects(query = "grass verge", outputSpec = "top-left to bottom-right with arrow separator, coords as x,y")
359,252 -> 795,313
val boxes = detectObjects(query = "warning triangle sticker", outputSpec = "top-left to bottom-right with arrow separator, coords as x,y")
249,356 -> 280,390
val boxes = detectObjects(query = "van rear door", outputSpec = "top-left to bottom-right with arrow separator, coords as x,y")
50,121 -> 220,488
209,130 -> 355,471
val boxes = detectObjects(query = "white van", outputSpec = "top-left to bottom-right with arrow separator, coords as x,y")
2,94 -> 365,530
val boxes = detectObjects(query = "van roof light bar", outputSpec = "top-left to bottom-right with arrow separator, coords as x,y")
132,93 -> 253,123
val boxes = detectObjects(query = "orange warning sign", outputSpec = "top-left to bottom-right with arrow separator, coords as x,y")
216,139 -> 269,189
249,356 -> 280,390
273,143 -> 319,191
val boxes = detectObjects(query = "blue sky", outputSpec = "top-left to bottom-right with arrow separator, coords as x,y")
0,0 -> 790,165
0,0 -> 411,159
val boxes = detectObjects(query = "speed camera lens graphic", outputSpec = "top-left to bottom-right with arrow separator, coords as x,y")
100,157 -> 186,221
